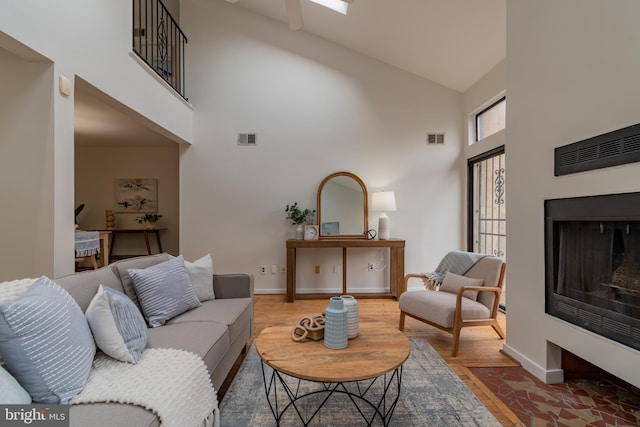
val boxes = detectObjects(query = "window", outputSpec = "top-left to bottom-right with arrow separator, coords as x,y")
468,146 -> 506,308
475,97 -> 505,142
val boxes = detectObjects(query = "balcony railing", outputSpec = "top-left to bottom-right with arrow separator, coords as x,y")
133,0 -> 188,100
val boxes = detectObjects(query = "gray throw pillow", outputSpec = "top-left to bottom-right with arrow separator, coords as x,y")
0,276 -> 95,403
439,271 -> 484,301
86,285 -> 148,363
128,255 -> 201,327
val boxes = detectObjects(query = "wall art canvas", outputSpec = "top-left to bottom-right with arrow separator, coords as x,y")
114,178 -> 158,213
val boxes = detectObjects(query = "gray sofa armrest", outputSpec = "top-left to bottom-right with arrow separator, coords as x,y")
212,273 -> 253,299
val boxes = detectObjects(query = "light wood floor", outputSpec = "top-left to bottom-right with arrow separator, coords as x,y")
227,295 -> 524,427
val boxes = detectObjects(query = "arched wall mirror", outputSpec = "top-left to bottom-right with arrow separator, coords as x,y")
317,171 -> 368,239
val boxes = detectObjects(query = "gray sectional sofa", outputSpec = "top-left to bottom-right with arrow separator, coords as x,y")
55,253 -> 254,427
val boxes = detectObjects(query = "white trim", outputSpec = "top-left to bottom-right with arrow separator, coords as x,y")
502,343 -> 565,384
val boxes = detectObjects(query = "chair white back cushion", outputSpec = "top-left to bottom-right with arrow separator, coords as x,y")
463,257 -> 504,309
439,272 -> 483,300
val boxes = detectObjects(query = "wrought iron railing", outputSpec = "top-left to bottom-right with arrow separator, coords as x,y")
132,0 -> 188,100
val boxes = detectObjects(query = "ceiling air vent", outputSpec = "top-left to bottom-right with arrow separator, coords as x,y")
427,133 -> 445,145
237,133 -> 256,146
554,122 -> 640,176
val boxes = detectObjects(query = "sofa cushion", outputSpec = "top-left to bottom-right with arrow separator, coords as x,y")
128,256 -> 201,327
398,289 -> 491,329
56,267 -> 124,313
0,365 -> 32,404
111,253 -> 170,308
0,276 -> 95,403
184,254 -> 215,302
146,322 -> 229,376
168,298 -> 253,345
86,285 -> 148,363
69,402 -> 159,427
439,272 -> 484,301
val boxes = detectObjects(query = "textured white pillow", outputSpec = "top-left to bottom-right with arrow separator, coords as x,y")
185,254 -> 215,302
439,272 -> 484,301
0,365 -> 32,404
128,256 -> 201,327
86,285 -> 148,363
0,278 -> 38,304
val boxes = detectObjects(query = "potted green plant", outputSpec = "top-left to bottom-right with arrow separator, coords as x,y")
285,203 -> 315,239
136,213 -> 162,229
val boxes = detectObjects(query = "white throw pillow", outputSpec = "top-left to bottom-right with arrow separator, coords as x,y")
184,254 -> 215,302
86,285 -> 148,363
0,365 -> 32,404
439,272 -> 484,301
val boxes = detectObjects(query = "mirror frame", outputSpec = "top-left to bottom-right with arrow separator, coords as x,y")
317,171 -> 368,239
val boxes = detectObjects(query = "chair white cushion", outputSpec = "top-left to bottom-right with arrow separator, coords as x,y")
399,290 -> 491,328
439,272 -> 484,301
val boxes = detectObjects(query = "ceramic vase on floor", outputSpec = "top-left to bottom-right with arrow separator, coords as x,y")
324,297 -> 348,350
340,295 -> 359,339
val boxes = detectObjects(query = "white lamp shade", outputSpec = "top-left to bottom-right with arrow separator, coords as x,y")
371,191 -> 396,212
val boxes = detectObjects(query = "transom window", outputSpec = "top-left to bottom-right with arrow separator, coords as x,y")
475,97 -> 506,142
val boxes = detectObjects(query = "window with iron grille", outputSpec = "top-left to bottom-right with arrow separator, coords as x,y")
468,146 -> 506,307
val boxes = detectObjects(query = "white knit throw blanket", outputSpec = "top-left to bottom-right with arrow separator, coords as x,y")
71,348 -> 219,427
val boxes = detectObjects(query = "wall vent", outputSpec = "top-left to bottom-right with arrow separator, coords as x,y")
554,122 -> 640,176
237,133 -> 257,146
427,133 -> 445,145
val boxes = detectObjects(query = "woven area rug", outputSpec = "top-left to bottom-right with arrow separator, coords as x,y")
219,339 -> 500,426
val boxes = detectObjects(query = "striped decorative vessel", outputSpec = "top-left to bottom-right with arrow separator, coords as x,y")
324,297 -> 348,350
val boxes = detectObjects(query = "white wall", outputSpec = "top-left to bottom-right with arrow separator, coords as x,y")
505,0 -> 640,388
0,0 -> 193,277
180,1 -> 465,293
0,47 -> 54,281
75,145 -> 180,257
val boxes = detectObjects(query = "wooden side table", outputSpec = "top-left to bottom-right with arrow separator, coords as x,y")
99,228 -> 166,258
285,238 -> 405,302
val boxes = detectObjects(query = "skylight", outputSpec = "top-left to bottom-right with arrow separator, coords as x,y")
309,0 -> 349,15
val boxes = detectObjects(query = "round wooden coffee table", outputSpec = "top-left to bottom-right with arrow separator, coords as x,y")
256,320 -> 410,426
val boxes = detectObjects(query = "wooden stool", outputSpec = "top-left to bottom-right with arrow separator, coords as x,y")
75,254 -> 98,270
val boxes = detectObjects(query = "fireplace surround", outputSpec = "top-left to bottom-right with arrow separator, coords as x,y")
545,192 -> 640,351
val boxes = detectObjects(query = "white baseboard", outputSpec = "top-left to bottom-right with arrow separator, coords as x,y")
502,343 -> 564,384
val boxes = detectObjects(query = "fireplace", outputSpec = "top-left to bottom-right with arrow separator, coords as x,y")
545,192 -> 640,351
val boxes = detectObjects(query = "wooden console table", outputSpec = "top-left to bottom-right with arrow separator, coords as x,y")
100,228 -> 166,258
286,239 -> 405,302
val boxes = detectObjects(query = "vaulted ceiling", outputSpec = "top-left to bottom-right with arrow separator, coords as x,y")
75,0 -> 506,146
225,0 -> 506,93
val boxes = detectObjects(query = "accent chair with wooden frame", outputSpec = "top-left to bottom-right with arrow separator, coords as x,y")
398,255 -> 506,357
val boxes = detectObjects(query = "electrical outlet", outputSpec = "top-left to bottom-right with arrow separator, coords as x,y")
367,263 -> 374,271
260,265 -> 267,275
271,264 -> 277,274
333,264 -> 340,274
315,265 -> 321,274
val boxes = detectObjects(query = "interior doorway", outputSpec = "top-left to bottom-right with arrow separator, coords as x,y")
468,146 -> 506,308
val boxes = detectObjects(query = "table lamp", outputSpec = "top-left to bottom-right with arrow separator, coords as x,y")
371,191 -> 396,240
